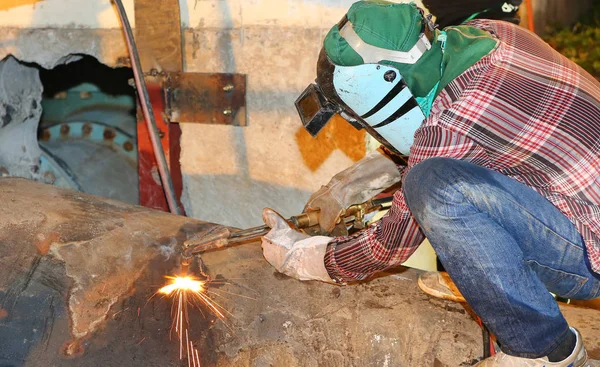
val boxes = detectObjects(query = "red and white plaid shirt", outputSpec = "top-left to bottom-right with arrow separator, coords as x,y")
325,20 -> 600,282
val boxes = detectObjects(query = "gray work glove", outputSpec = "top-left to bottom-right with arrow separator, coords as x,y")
304,150 -> 402,234
261,208 -> 335,283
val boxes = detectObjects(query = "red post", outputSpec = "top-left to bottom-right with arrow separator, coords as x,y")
137,82 -> 184,213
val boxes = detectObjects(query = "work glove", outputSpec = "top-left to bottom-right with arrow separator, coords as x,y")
304,150 -> 402,234
261,208 -> 335,283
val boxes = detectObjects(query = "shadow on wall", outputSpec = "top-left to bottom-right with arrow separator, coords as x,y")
216,0 -> 255,181
181,173 -> 313,228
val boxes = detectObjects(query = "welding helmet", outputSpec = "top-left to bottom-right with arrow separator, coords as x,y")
295,2 -> 438,156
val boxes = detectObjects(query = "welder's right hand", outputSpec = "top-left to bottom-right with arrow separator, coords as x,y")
304,150 -> 402,234
261,208 -> 335,283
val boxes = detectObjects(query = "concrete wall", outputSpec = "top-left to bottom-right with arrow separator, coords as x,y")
0,0 -> 134,28
0,0 -> 419,28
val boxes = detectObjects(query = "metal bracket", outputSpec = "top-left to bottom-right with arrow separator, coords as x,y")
165,72 -> 247,126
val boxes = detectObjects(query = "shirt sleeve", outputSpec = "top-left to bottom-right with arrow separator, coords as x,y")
324,125 -> 491,283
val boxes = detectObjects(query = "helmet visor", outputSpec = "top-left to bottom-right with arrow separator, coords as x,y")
296,51 -> 426,155
294,83 -> 339,137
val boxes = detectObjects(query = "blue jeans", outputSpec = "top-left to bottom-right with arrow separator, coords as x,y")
403,158 -> 600,358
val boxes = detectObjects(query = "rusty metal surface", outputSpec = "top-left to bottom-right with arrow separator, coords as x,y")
166,72 -> 247,126
137,81 -> 185,213
0,178 -> 208,337
132,0 -> 185,213
1,178 -> 599,366
0,178 -> 216,366
134,0 -> 183,72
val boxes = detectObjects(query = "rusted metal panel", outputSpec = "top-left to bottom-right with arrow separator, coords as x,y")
166,72 -> 248,126
134,0 -> 183,72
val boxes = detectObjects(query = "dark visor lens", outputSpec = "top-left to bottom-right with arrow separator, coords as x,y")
297,85 -> 322,121
295,84 -> 337,137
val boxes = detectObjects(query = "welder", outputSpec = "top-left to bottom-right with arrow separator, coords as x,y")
260,1 -> 600,366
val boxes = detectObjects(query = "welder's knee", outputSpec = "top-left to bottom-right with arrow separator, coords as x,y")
403,157 -> 465,220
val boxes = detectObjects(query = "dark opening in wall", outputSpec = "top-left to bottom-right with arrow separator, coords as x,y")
37,55 -> 139,204
39,55 -> 134,98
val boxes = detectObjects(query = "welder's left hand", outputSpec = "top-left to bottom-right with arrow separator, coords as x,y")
261,208 -> 335,283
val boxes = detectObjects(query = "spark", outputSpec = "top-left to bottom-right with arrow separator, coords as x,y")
159,276 -> 205,295
157,276 -> 205,366
157,275 -> 227,367
153,272 -> 255,366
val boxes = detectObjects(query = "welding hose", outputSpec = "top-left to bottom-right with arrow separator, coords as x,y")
112,0 -> 181,215
483,326 -> 491,358
477,316 -> 496,358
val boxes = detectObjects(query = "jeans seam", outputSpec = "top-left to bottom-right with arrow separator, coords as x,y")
541,226 -> 584,252
463,188 -> 583,252
525,259 -> 589,298
538,327 -> 573,357
591,279 -> 600,299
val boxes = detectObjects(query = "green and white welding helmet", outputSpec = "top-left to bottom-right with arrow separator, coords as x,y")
295,1 -> 439,156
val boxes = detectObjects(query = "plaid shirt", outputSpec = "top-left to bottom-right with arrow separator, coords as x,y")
324,20 -> 600,283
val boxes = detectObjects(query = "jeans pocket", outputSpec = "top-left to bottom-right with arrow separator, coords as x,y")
527,260 -> 588,299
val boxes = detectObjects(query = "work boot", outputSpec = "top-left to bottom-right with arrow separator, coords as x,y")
474,328 -> 599,366
418,271 -> 466,303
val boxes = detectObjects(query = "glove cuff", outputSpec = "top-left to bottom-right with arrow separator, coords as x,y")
286,236 -> 337,284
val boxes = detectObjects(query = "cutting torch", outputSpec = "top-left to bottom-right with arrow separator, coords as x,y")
180,196 -> 393,265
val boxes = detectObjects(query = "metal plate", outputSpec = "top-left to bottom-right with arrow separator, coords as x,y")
166,72 -> 247,126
